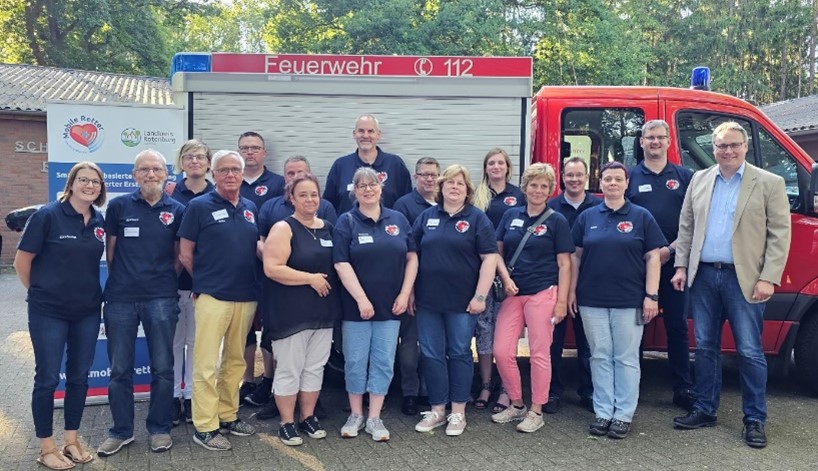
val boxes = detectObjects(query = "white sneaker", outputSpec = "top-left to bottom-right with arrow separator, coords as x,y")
445,413 -> 467,436
415,411 -> 447,432
491,405 -> 528,423
340,413 -> 365,438
365,417 -> 390,442
516,410 -> 544,433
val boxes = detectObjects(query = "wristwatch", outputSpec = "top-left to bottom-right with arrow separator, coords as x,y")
645,293 -> 659,302
667,245 -> 676,257
474,294 -> 487,302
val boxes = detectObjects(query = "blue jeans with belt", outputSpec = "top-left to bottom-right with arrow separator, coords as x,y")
104,298 -> 179,438
29,310 -> 100,438
689,263 -> 767,423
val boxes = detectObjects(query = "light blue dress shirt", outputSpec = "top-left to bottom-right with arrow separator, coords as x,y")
700,162 -> 746,263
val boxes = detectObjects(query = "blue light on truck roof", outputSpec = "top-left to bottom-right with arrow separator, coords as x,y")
170,53 -> 212,80
690,66 -> 710,91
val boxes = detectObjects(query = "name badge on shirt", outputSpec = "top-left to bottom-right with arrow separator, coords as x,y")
510,218 -> 524,228
212,209 -> 229,221
320,238 -> 333,247
638,184 -> 652,193
358,235 -> 374,244
426,218 -> 440,228
124,227 -> 140,238
346,183 -> 354,191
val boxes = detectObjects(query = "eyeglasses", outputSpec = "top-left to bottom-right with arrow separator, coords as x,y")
76,176 -> 102,187
213,167 -> 243,175
183,154 -> 207,162
415,173 -> 439,179
643,136 -> 669,142
238,145 -> 263,153
356,182 -> 380,190
715,142 -> 745,151
135,167 -> 167,175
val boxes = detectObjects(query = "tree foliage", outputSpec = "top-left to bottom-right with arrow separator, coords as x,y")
1,0 -> 818,104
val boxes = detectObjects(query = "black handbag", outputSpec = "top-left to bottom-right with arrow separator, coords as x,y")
492,208 -> 554,302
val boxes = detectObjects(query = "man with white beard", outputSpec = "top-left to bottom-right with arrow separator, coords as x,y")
97,149 -> 186,456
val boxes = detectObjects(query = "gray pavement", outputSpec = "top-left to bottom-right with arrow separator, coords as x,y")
1,271 -> 817,470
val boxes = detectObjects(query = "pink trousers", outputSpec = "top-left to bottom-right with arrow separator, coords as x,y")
493,285 -> 557,405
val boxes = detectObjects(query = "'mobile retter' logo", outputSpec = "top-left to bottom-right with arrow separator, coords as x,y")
62,116 -> 105,153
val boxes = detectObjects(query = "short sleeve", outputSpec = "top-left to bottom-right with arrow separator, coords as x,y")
572,211 -> 587,248
177,201 -> 201,242
331,213 -> 354,263
552,213 -> 575,254
642,211 -> 668,252
17,207 -> 49,254
475,212 -> 499,255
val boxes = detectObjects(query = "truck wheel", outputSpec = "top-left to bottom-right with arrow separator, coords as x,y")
794,314 -> 818,394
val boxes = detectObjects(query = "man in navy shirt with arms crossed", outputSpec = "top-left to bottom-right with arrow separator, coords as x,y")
324,115 -> 412,214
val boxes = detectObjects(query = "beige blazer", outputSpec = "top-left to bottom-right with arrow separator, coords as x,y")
675,162 -> 791,303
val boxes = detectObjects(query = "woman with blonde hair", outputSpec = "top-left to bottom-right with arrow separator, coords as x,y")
412,165 -> 497,436
168,139 -> 213,425
472,148 -> 524,413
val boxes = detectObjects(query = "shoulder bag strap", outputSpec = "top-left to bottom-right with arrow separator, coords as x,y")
507,208 -> 554,271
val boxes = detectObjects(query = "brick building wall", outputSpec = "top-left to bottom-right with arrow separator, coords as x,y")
0,114 -> 48,266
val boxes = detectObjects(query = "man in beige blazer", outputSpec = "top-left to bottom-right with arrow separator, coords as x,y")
669,121 -> 791,449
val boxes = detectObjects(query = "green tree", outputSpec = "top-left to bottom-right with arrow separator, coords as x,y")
0,0 -> 207,76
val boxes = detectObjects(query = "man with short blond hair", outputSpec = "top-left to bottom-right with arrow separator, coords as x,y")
671,121 -> 791,449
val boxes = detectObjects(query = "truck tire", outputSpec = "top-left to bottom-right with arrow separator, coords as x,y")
794,314 -> 818,394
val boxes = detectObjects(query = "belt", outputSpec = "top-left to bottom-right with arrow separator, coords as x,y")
701,261 -> 735,270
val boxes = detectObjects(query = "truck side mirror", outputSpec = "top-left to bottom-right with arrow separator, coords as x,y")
560,141 -> 571,158
809,163 -> 818,214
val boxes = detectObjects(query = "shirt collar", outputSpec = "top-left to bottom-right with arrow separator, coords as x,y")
716,161 -> 746,181
599,200 -> 632,215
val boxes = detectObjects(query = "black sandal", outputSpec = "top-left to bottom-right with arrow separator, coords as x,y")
473,382 -> 492,410
491,385 -> 510,413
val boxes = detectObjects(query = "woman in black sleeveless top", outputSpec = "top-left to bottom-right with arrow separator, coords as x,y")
263,173 -> 339,446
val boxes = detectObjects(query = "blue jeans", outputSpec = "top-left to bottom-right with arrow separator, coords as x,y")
104,298 -> 178,438
29,310 -> 99,438
549,309 -> 593,399
342,320 -> 400,395
581,306 -> 644,422
690,264 -> 767,423
416,309 -> 478,406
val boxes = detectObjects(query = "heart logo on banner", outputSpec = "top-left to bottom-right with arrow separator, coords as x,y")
69,124 -> 99,148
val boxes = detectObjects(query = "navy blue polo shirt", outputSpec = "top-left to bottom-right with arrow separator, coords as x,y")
258,196 -> 338,237
626,162 -> 692,242
17,201 -> 105,319
486,183 -> 525,228
323,147 -> 412,214
170,178 -> 214,205
169,178 -> 214,291
497,207 -> 574,296
393,189 -> 436,224
332,207 -> 416,322
413,204 -> 498,314
547,192 -> 603,228
177,191 -> 260,301
572,201 -> 667,309
241,167 -> 285,210
103,191 -> 185,302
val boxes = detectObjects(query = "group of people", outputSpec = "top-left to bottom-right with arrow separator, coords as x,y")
15,115 -> 791,468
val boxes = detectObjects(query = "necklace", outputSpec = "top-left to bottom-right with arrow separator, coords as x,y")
297,218 -> 319,239
445,203 -> 466,216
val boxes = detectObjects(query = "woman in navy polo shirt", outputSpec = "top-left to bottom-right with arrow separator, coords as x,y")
413,164 -> 498,437
168,139 -> 213,425
15,161 -> 107,469
263,173 -> 339,446
570,162 -> 665,439
491,163 -> 574,433
333,168 -> 417,441
472,148 -> 525,412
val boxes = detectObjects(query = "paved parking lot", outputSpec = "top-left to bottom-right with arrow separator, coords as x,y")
1,271 -> 817,470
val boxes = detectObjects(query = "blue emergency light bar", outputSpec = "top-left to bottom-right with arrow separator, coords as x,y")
170,53 -> 212,80
690,66 -> 710,91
